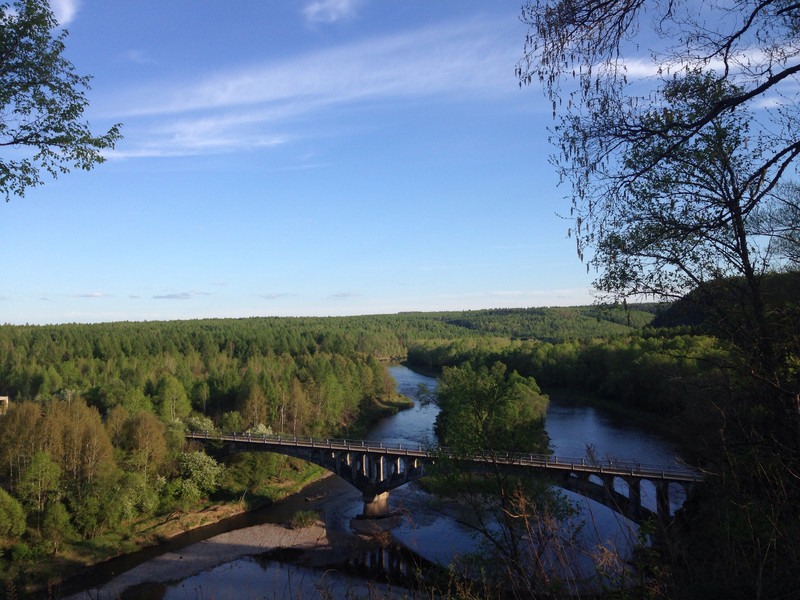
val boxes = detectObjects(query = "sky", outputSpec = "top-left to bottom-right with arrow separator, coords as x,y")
1,0 -> 600,325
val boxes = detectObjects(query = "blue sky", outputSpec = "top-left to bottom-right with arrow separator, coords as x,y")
1,0 -> 597,325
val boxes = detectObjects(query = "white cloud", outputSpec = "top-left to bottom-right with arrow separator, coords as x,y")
109,17 -> 521,158
50,0 -> 80,25
303,0 -> 364,23
111,110 -> 290,158
123,49 -> 156,65
125,19 -> 515,117
153,292 -> 193,300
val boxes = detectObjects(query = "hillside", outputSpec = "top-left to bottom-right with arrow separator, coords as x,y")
651,271 -> 800,335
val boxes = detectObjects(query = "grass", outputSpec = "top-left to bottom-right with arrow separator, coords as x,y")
289,509 -> 319,529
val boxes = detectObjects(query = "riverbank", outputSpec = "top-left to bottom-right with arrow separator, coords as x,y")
58,479 -> 422,600
61,520 -> 333,599
5,392 -> 415,598
14,466 -> 329,599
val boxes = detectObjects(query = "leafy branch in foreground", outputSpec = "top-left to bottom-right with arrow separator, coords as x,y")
0,0 -> 121,201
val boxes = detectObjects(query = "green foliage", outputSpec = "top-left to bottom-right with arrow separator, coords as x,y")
0,305 -> 749,594
156,376 -> 191,422
0,0 -> 121,201
434,362 -> 548,454
409,331 -> 732,427
289,509 -> 318,529
41,501 -> 74,554
117,472 -> 162,520
521,5 -> 800,591
247,423 -> 273,436
427,363 -> 577,597
119,411 -> 167,479
0,488 -> 25,542
183,413 -> 216,433
219,410 -> 244,432
18,451 -> 60,519
178,451 -> 223,497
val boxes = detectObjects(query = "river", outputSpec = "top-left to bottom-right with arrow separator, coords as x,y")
65,364 -> 686,599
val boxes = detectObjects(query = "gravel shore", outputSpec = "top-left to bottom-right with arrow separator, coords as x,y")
63,521 -> 330,600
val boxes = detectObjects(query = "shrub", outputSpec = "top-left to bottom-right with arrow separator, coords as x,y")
289,510 -> 318,529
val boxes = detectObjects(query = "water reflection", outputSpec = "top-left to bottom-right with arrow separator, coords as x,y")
145,544 -> 442,600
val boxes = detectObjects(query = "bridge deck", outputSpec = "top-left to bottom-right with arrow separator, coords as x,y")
186,431 -> 702,483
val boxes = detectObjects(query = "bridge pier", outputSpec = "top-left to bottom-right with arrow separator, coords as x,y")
656,481 -> 670,521
627,478 -> 642,522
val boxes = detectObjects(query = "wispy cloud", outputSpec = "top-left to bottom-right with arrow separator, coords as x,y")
262,293 -> 296,300
126,19 -> 514,117
73,292 -> 108,298
303,0 -> 364,23
153,292 -> 193,300
330,292 -> 359,299
51,0 -> 80,25
152,290 -> 210,300
109,17 -> 519,158
123,49 -> 156,65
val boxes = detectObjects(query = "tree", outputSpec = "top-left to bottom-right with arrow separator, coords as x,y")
519,0 -> 800,457
0,400 -> 42,490
178,451 -> 223,498
761,182 -> 800,268
18,450 -> 60,527
41,500 -> 74,554
433,362 -> 549,455
0,487 -> 26,543
425,364 -> 575,597
156,375 -> 191,422
120,411 -> 167,479
518,3 -> 799,344
519,2 -> 800,594
42,398 -> 113,500
0,0 -> 121,201
240,377 -> 268,430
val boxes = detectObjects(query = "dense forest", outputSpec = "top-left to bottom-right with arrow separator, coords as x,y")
0,306 -> 659,592
2,299 -> 794,596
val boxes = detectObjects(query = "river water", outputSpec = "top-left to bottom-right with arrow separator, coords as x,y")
67,364 -> 687,599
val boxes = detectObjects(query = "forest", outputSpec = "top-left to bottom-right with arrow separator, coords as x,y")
0,306 -> 659,592
0,299 -> 795,596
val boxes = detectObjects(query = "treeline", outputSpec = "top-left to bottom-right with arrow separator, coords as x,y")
0,316 -> 448,429
0,307 -> 655,423
428,304 -> 659,340
407,332 -> 731,423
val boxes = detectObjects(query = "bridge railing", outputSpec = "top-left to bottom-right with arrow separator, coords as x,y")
185,430 -> 703,482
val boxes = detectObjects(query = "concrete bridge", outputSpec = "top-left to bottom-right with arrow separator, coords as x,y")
186,431 -> 703,524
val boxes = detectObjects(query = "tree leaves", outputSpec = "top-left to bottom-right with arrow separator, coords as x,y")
0,0 -> 121,201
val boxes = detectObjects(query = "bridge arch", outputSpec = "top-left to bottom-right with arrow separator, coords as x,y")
187,431 -> 701,523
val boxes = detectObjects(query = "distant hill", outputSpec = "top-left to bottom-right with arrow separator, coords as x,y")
651,271 -> 800,334
422,304 -> 660,342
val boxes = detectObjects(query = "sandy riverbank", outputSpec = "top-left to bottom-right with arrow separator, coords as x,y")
62,521 -> 331,600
